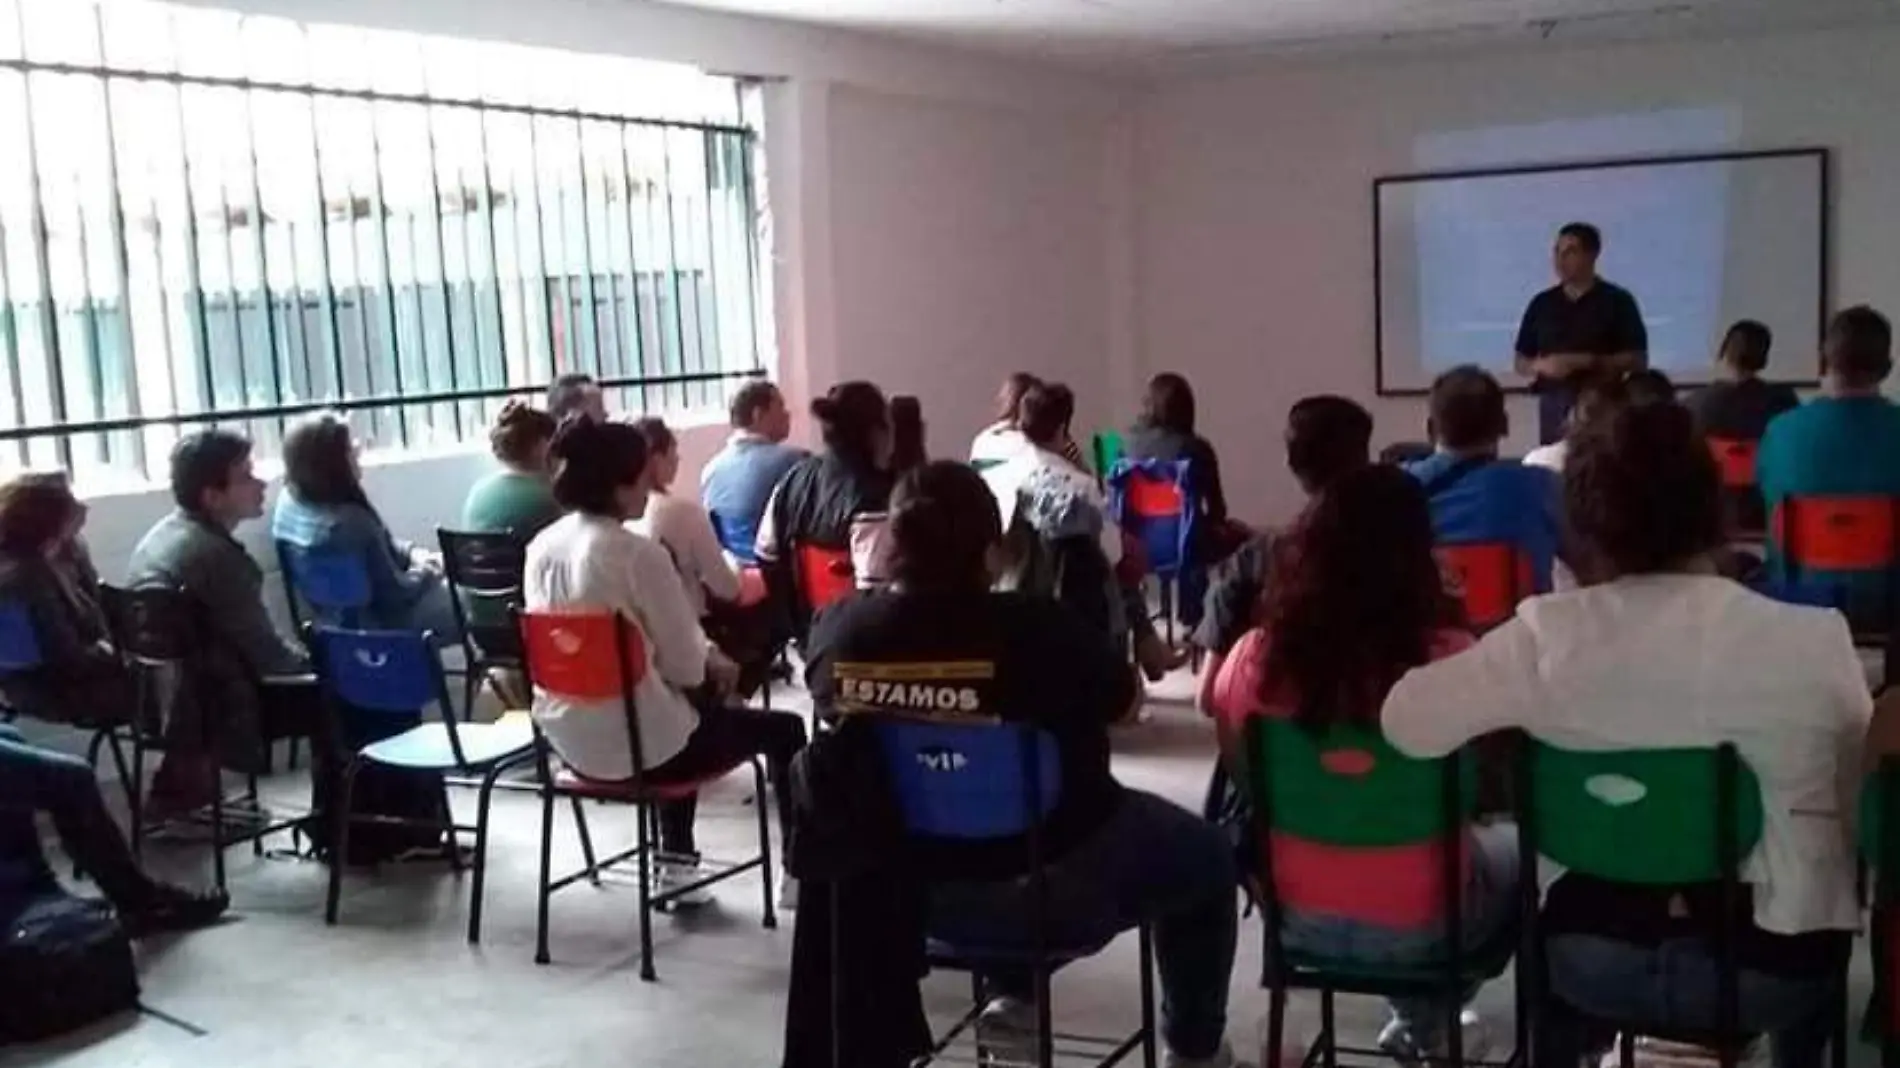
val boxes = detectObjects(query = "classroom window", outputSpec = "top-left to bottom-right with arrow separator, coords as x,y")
0,0 -> 769,490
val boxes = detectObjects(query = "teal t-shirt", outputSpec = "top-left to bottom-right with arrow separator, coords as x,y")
1757,395 -> 1900,624
461,470 -> 562,538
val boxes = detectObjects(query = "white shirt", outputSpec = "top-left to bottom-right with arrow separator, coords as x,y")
969,422 -> 1030,468
981,443 -> 1123,565
1382,574 -> 1871,936
1523,441 -> 1567,472
523,512 -> 706,779
628,491 -> 742,616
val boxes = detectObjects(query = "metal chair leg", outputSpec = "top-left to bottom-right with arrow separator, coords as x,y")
636,799 -> 657,982
438,785 -> 462,872
1320,988 -> 1338,1068
568,796 -> 599,881
535,780 -> 556,965
1139,923 -> 1158,1068
753,757 -> 776,930
467,761 -> 507,945
249,775 -> 265,857
211,770 -> 228,893
1265,986 -> 1288,1068
325,760 -> 362,925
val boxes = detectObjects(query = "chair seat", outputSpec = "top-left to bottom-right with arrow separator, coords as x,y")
552,756 -> 752,802
1276,917 -> 1519,996
361,719 -> 536,770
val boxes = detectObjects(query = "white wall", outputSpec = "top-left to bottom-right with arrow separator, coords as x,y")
827,85 -> 1116,450
1135,24 -> 1900,521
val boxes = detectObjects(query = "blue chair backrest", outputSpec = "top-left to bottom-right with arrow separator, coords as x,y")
1107,457 -> 1197,576
709,509 -> 759,565
874,719 -> 1062,840
279,541 -> 373,624
310,625 -> 442,717
0,601 -> 41,673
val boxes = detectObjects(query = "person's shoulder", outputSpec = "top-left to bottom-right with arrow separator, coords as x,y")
1600,278 -> 1641,303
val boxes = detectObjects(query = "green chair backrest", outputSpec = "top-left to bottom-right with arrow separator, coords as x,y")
1245,717 -> 1475,848
1528,742 -> 1763,885
1090,431 -> 1124,480
1859,760 -> 1900,870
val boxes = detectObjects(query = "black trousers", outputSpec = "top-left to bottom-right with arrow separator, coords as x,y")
651,701 -> 808,859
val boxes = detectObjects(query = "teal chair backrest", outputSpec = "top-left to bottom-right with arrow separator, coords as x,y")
1527,742 -> 1763,884
1246,717 -> 1475,848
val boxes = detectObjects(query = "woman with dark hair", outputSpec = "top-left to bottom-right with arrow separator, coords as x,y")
1125,372 -> 1231,530
525,417 -> 806,904
0,472 -> 134,733
968,371 -> 1039,468
797,460 -> 1245,1068
461,400 -> 562,537
270,413 -> 460,641
755,381 -> 898,640
888,395 -> 927,475
1383,402 -> 1872,1068
1210,465 -> 1511,1060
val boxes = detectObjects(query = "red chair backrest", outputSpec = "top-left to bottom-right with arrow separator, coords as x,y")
796,543 -> 856,612
1125,469 -> 1186,520
518,610 -> 648,701
1437,542 -> 1533,631
1707,437 -> 1760,490
1775,497 -> 1900,572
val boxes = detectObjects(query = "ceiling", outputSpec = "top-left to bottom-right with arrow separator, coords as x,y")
653,0 -> 1900,74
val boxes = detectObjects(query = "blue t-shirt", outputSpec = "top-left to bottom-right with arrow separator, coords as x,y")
1756,395 -> 1900,621
1403,452 -> 1564,593
699,433 -> 806,554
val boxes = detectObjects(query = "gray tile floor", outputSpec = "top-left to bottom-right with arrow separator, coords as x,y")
7,670 -> 1880,1068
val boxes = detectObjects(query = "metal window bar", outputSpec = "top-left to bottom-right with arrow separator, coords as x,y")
0,5 -> 763,483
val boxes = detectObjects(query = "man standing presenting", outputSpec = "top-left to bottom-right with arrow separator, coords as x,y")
1514,222 -> 1649,444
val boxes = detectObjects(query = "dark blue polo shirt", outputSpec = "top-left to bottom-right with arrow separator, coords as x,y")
1515,279 -> 1648,444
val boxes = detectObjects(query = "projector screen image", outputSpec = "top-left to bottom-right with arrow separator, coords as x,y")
1375,150 -> 1826,394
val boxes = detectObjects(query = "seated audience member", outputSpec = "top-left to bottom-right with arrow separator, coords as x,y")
1383,401 -> 1868,1068
1624,367 -> 1678,407
985,383 -> 1182,680
1124,372 -> 1242,558
801,461 -> 1244,1068
1758,305 -> 1900,625
1212,465 -> 1509,1060
461,401 -> 562,537
630,417 -> 743,614
0,473 -> 136,733
1523,375 -> 1629,474
524,418 -> 806,900
127,431 -> 317,811
1688,319 -> 1800,441
1195,395 -> 1372,679
546,372 -> 607,425
968,371 -> 1039,468
756,381 -> 897,638
0,722 -> 227,932
889,395 -> 927,475
700,380 -> 805,549
1404,366 -> 1564,592
271,413 -> 461,641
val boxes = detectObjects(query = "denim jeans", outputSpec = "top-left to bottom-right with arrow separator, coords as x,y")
0,724 -> 148,909
1540,934 -> 1844,1068
926,789 -> 1240,1061
1278,822 -> 1522,1048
